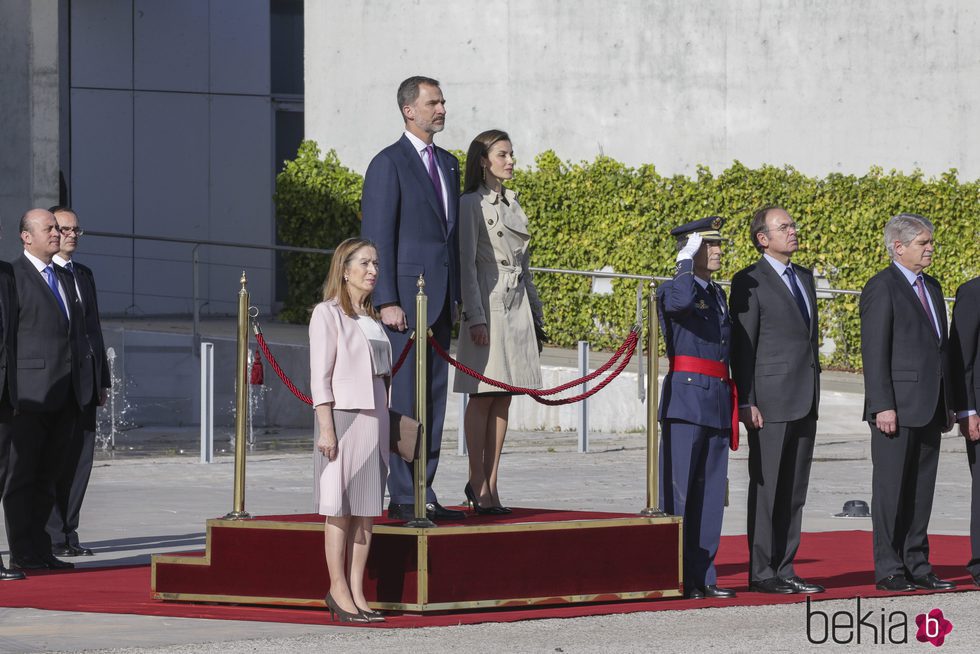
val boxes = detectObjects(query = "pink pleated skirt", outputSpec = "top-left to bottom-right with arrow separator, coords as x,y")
317,377 -> 389,517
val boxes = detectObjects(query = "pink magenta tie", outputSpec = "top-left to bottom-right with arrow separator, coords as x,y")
914,275 -> 939,337
425,144 -> 445,219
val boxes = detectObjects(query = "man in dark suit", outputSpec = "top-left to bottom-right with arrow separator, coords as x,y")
46,206 -> 110,556
658,217 -> 737,599
360,76 -> 463,522
0,220 -> 25,581
4,209 -> 94,571
860,213 -> 956,592
950,276 -> 980,588
730,206 -> 823,595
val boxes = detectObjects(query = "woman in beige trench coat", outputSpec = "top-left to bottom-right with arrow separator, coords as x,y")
454,129 -> 543,514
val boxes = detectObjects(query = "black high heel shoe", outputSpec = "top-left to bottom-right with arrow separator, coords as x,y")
464,482 -> 498,515
325,593 -> 369,623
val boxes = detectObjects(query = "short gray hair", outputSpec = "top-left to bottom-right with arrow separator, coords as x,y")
884,213 -> 933,259
396,76 -> 440,117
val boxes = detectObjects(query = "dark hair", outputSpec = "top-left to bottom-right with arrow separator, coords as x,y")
397,76 -> 440,119
463,129 -> 511,194
48,205 -> 73,214
749,205 -> 784,253
321,238 -> 380,319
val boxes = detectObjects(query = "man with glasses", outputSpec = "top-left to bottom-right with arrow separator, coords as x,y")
730,206 -> 823,595
860,213 -> 955,592
46,206 -> 110,557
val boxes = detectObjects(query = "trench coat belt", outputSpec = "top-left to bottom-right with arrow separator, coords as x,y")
668,355 -> 739,451
477,261 -> 523,311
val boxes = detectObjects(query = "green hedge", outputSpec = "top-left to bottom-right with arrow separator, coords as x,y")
276,140 -> 980,370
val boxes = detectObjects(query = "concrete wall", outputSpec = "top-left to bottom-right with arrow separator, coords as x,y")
0,0 -> 61,261
306,0 -> 980,179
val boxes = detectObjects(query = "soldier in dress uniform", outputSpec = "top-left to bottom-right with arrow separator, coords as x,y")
658,216 -> 739,600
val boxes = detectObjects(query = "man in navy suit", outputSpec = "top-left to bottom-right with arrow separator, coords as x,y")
730,206 -> 823,595
658,216 -> 737,599
47,206 -> 110,557
860,213 -> 956,592
360,76 -> 463,522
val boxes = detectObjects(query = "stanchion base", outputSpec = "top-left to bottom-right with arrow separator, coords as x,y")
222,511 -> 252,521
404,517 -> 437,529
639,507 -> 669,518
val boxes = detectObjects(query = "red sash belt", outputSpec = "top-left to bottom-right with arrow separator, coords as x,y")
668,355 -> 740,451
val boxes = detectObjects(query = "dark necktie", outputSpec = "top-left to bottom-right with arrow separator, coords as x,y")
784,266 -> 810,325
425,144 -> 445,219
914,274 -> 939,337
44,265 -> 69,320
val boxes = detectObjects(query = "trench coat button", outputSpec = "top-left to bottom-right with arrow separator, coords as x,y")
500,259 -> 507,265
497,231 -> 503,237
487,220 -> 493,225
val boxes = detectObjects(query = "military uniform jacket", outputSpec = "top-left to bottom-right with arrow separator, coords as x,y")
657,258 -> 733,430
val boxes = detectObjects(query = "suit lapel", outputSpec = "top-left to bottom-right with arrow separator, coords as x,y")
758,258 -> 810,333
887,265 -> 940,340
435,147 -> 458,234
924,274 -> 947,342
396,135 -> 448,237
20,256 -> 70,330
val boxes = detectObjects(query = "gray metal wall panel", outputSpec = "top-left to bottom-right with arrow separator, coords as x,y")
69,0 -> 133,89
208,93 -> 273,311
133,91 -> 209,313
133,0 -> 209,92
210,0 -> 270,95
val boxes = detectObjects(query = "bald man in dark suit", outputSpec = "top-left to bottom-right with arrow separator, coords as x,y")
860,213 -> 955,592
5,209 -> 94,571
730,206 -> 823,595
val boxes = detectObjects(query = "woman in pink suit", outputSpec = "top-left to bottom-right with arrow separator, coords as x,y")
309,238 -> 391,623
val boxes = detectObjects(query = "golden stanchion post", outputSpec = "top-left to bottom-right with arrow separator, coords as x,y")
641,281 -> 666,517
406,274 -> 436,528
224,271 -> 251,520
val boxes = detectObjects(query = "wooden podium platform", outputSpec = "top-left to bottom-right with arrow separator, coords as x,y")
152,508 -> 682,612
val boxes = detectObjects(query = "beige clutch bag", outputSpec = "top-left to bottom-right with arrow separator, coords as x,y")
389,410 -> 421,463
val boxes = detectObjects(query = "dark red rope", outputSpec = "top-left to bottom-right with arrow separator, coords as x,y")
254,329 -> 415,407
426,330 -> 639,406
255,332 -> 313,406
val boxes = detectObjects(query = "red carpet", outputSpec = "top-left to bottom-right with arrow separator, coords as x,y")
1,530 -> 975,628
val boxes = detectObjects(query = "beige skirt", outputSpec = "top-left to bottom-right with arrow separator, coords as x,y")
316,377 -> 390,517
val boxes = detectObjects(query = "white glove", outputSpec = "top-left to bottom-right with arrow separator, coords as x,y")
676,231 -> 703,261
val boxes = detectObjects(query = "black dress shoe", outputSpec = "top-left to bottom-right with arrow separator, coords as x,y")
750,577 -> 795,594
69,545 -> 94,556
911,573 -> 956,590
426,502 -> 465,520
40,553 -> 74,570
701,585 -> 737,598
875,574 -> 916,592
52,544 -> 73,557
781,576 -> 825,594
387,503 -> 416,520
685,587 -> 704,599
9,555 -> 48,570
0,566 -> 26,581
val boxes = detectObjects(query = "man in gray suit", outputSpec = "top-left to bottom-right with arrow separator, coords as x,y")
730,206 -> 823,595
860,213 -> 955,592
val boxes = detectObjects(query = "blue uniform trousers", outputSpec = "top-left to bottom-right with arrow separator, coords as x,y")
661,419 -> 729,589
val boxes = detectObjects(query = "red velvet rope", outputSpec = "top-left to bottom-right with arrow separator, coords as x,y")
254,328 -> 415,407
426,330 -> 639,406
255,321 -> 638,408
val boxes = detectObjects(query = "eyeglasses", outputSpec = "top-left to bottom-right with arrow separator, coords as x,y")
767,222 -> 798,234
57,226 -> 84,236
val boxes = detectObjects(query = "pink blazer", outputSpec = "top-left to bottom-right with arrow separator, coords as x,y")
309,300 -> 388,410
